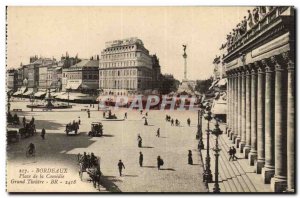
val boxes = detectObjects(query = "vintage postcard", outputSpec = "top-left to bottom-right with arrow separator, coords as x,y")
6,6 -> 295,193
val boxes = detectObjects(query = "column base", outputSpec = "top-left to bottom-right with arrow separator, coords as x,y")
255,160 -> 265,174
243,146 -> 251,159
262,166 -> 275,184
235,137 -> 241,148
230,133 -> 234,141
248,152 -> 257,166
227,129 -> 231,137
271,176 -> 287,192
239,142 -> 245,153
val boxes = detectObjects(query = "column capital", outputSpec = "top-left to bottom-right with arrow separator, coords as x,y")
271,55 -> 286,71
251,67 -> 257,75
262,58 -> 274,73
282,51 -> 295,71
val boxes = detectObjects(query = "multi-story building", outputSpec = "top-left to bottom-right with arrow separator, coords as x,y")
6,69 -> 18,92
62,59 -> 99,94
38,58 -> 57,90
99,37 -> 157,95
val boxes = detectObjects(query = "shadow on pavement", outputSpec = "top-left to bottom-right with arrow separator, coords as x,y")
100,175 -> 122,192
143,166 -> 156,168
123,174 -> 138,177
141,146 -> 154,148
102,134 -> 115,137
160,168 -> 176,171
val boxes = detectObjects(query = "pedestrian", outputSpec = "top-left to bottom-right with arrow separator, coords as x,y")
92,104 -> 94,108
228,147 -> 233,161
124,112 -> 127,119
171,119 -> 174,126
137,134 -> 142,148
187,118 -> 191,127
156,128 -> 160,137
87,109 -> 90,118
118,160 -> 125,176
103,111 -> 106,118
31,116 -> 35,125
232,146 -> 238,161
78,117 -> 81,125
188,150 -> 193,165
157,156 -> 164,170
145,112 -> 148,117
140,110 -> 143,115
144,118 -> 148,126
23,116 -> 26,127
139,152 -> 143,167
41,128 -> 46,140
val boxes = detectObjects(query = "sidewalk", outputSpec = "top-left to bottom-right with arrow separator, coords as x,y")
200,121 -> 271,193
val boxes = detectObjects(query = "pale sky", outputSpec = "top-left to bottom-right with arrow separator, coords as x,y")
7,6 -> 252,80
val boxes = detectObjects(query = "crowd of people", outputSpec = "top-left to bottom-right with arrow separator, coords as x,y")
224,6 -> 277,48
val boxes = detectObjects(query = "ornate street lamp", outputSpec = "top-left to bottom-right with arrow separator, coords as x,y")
197,103 -> 205,150
211,120 -> 223,193
202,106 -> 213,184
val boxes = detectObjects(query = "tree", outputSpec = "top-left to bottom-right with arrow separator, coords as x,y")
159,75 -> 179,94
194,77 -> 214,94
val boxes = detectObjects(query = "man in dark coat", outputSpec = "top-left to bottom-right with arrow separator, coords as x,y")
41,128 -> 46,140
118,160 -> 125,176
139,152 -> 143,167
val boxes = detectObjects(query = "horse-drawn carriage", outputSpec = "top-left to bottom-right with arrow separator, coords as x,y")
65,122 -> 79,135
19,123 -> 36,138
7,112 -> 20,125
77,153 -> 102,190
88,122 -> 103,137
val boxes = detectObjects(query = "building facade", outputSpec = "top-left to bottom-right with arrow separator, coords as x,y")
225,6 -> 294,192
6,69 -> 18,91
62,59 -> 99,94
99,38 -> 157,95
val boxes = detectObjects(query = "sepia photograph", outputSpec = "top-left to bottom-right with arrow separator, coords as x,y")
5,5 -> 295,193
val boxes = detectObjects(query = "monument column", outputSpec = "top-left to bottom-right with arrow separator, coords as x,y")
249,66 -> 258,166
262,58 -> 275,184
239,69 -> 246,153
256,63 -> 265,174
271,55 -> 288,192
285,52 -> 295,192
244,68 -> 252,158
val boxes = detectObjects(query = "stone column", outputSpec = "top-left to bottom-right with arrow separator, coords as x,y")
262,59 -> 275,184
271,55 -> 288,192
234,71 -> 241,145
244,68 -> 251,158
285,53 -> 295,192
227,75 -> 231,134
235,72 -> 239,144
239,70 -> 246,152
249,66 -> 258,166
256,64 -> 265,174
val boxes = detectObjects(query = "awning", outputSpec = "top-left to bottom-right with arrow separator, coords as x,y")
34,91 -> 46,97
216,78 -> 227,87
23,88 -> 34,96
13,90 -> 21,96
51,92 -> 61,97
20,86 -> 27,94
69,93 -> 96,101
54,92 -> 67,99
66,82 -> 81,90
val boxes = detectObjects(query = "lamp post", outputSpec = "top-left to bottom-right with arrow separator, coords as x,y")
211,120 -> 223,193
197,103 -> 205,150
202,107 -> 213,183
67,89 -> 70,107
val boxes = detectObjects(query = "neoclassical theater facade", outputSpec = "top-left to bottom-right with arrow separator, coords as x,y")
224,7 -> 295,192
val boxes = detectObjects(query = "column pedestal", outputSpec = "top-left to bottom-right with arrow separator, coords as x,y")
262,166 -> 275,184
235,137 -> 241,148
249,152 -> 257,166
239,142 -> 245,153
271,176 -> 287,192
243,146 -> 251,159
255,159 -> 265,174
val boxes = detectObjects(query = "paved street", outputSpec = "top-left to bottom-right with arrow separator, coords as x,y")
7,100 -> 207,192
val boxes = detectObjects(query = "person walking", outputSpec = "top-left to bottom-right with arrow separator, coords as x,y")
144,118 -> 148,126
124,112 -> 127,119
78,117 -> 81,125
137,134 -> 142,148
118,160 -> 125,176
103,111 -> 106,118
232,146 -> 238,161
87,109 -> 90,118
157,156 -> 164,170
188,150 -> 193,165
139,152 -> 143,167
171,119 -> 174,126
187,118 -> 191,127
41,128 -> 46,140
228,147 -> 233,161
156,128 -> 160,137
